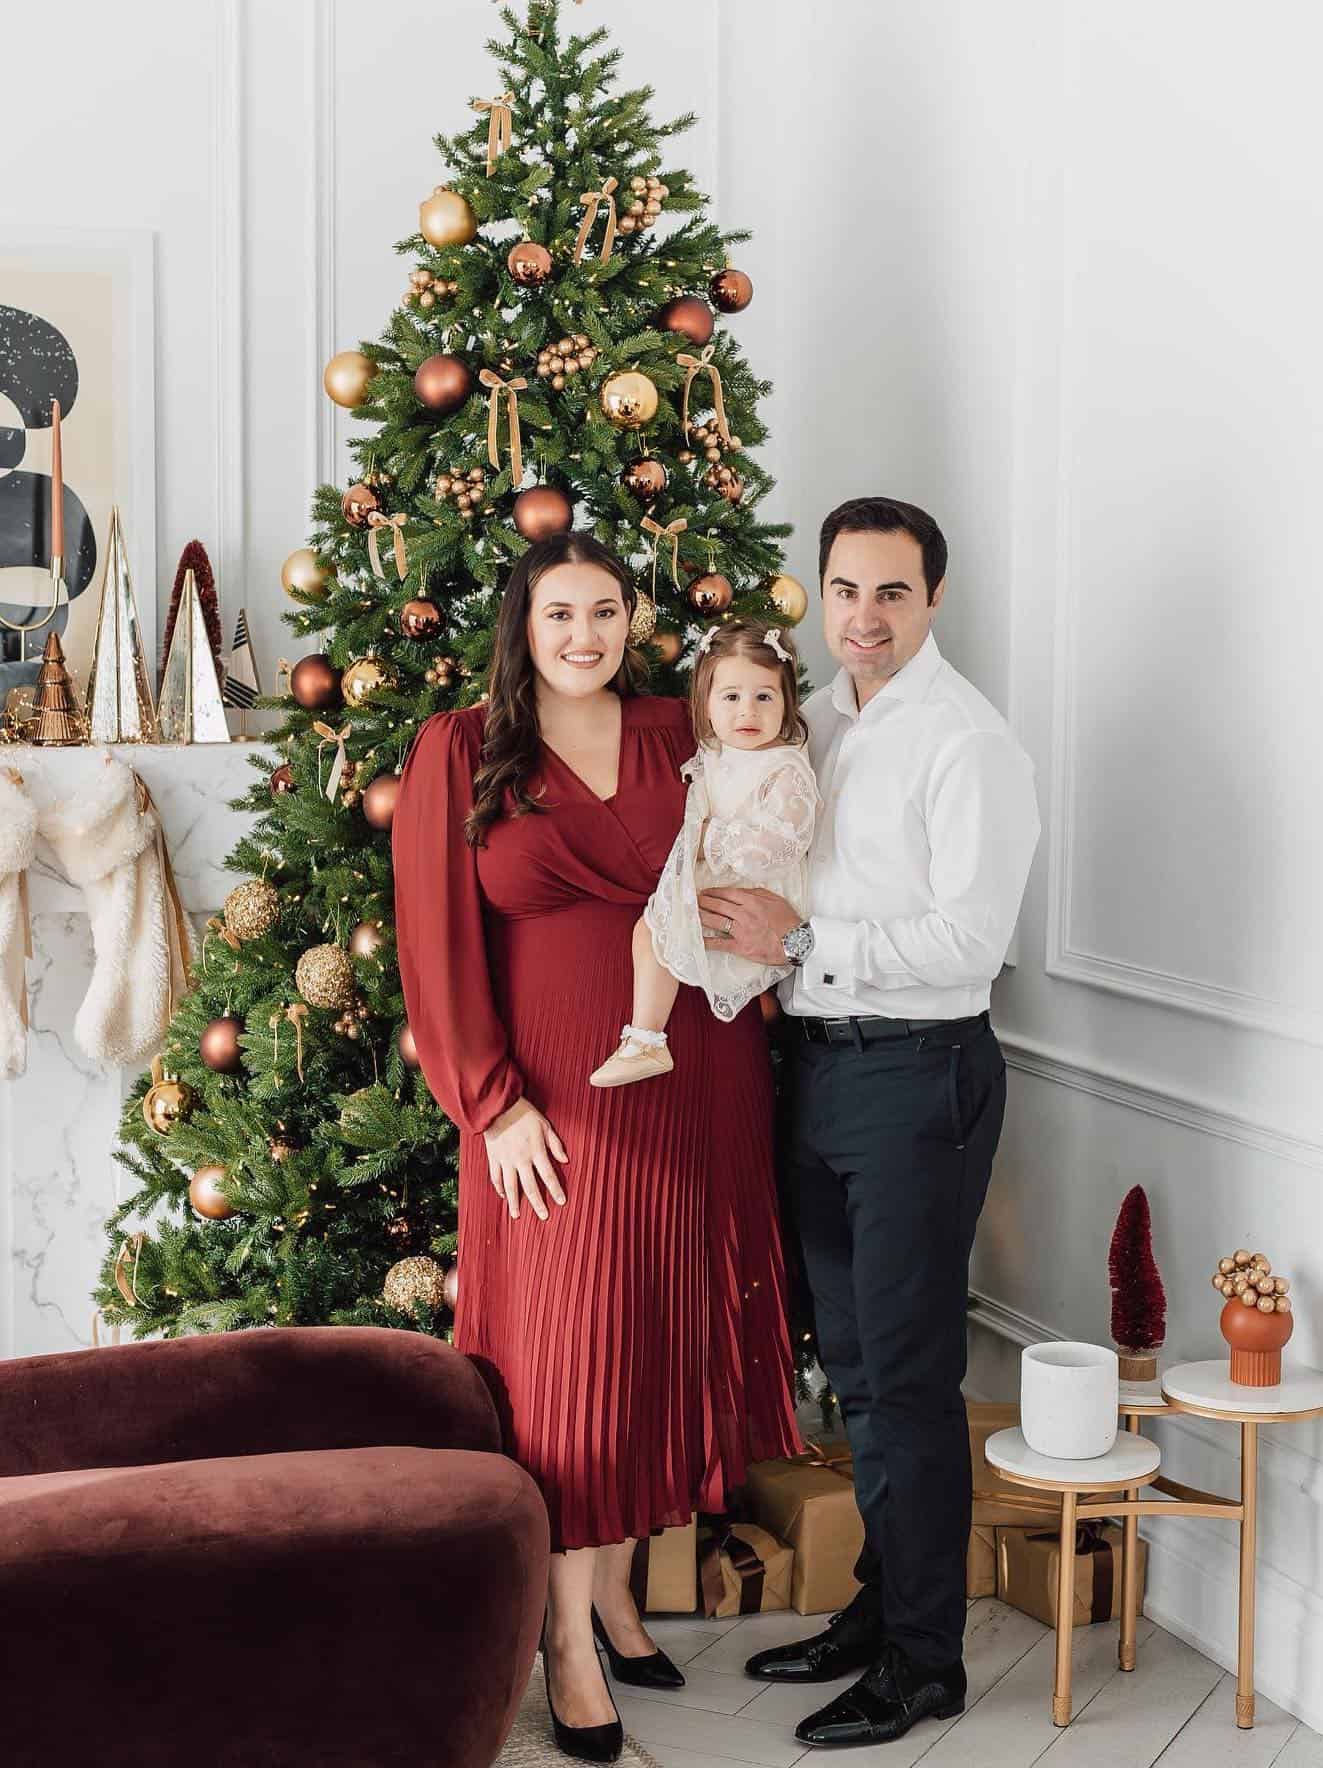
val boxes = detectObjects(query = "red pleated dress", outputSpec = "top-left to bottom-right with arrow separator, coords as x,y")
393,693 -> 803,1551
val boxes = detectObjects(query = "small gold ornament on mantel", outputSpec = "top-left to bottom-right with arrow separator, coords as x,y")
382,1254 -> 448,1314
31,631 -> 85,746
223,879 -> 281,943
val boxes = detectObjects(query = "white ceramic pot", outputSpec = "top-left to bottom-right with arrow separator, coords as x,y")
1020,1342 -> 1119,1460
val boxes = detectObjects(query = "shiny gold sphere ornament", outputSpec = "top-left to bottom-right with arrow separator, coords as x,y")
281,547 -> 330,601
513,485 -> 574,541
341,655 -> 397,707
341,483 -> 380,529
398,1022 -> 421,1069
419,185 -> 478,249
362,772 -> 402,831
189,1164 -> 235,1221
767,573 -> 809,626
290,654 -> 342,712
599,370 -> 659,430
199,1015 -> 245,1074
223,878 -> 281,942
349,920 -> 385,959
142,1075 -> 196,1136
710,267 -> 754,313
507,240 -> 553,286
383,1254 -> 448,1314
689,572 -> 733,614
269,763 -> 296,797
652,630 -> 683,665
295,943 -> 357,1011
323,350 -> 377,410
622,457 -> 667,502
655,296 -> 714,348
628,593 -> 657,646
399,597 -> 442,640
414,352 -> 473,415
442,1262 -> 459,1313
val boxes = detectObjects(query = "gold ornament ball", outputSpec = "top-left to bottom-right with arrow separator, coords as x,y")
296,942 -> 357,1010
655,296 -> 715,348
341,656 -> 397,707
190,1164 -> 235,1221
710,267 -> 754,313
442,1262 -> 459,1313
383,1254 -> 448,1313
767,573 -> 809,626
200,1015 -> 245,1074
224,878 -> 281,942
600,370 -> 659,430
507,240 -> 553,286
1218,1256 -> 1235,1274
400,598 -> 442,639
419,186 -> 478,249
622,457 -> 667,502
362,772 -> 402,831
341,483 -> 380,529
290,654 -> 342,712
281,547 -> 330,601
142,1076 -> 196,1135
349,920 -> 385,959
513,485 -> 574,541
323,350 -> 377,410
1234,1248 -> 1251,1265
652,630 -> 683,665
399,1023 -> 421,1069
414,353 -> 473,414
689,572 -> 733,614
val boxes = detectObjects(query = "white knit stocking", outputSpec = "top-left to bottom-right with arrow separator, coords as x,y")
0,769 -> 38,1078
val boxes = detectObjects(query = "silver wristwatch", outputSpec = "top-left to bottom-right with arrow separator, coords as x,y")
782,921 -> 815,967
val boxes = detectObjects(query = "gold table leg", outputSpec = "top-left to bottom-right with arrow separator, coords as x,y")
1237,1422 -> 1258,1728
1053,1488 -> 1077,1726
1120,1414 -> 1140,1671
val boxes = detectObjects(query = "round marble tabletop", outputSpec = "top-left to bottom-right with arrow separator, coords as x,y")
1161,1360 -> 1323,1421
1118,1376 -> 1169,1415
985,1426 -> 1162,1493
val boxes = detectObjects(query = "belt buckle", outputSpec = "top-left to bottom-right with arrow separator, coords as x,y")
823,1017 -> 853,1045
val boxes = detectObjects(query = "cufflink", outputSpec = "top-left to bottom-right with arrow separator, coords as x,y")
824,973 -> 835,985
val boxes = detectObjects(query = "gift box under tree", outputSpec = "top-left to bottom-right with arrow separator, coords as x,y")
742,1441 -> 863,1615
698,1522 -> 794,1617
629,1514 -> 698,1614
996,1522 -> 1147,1628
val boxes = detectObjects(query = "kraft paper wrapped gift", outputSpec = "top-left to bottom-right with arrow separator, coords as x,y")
629,1514 -> 698,1614
699,1522 -> 794,1617
966,1522 -> 999,1597
967,1401 -> 1059,1531
996,1522 -> 1148,1629
743,1442 -> 863,1615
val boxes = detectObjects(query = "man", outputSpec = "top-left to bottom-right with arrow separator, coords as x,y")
699,497 -> 1039,1749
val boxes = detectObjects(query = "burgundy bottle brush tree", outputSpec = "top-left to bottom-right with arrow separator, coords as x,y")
1108,1184 -> 1167,1382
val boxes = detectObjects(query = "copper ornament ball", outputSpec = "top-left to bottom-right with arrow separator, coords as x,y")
599,370 -> 659,430
622,457 -> 667,502
414,353 -> 473,414
362,772 -> 402,831
323,350 -> 377,410
507,239 -> 553,286
651,630 -> 683,665
200,1015 -> 245,1074
400,597 -> 442,639
767,573 -> 809,626
419,186 -> 478,249
281,547 -> 330,601
142,1076 -> 196,1136
398,1023 -> 421,1069
710,267 -> 754,313
269,763 -> 296,797
655,295 -> 715,347
290,654 -> 342,712
513,485 -> 574,541
341,483 -> 380,528
189,1165 -> 235,1221
688,572 -> 733,614
349,920 -> 385,959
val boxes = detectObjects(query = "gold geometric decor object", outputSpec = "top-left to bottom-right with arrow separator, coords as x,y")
156,568 -> 230,744
84,506 -> 157,743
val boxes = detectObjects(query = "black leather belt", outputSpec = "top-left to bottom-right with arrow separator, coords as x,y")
795,1010 -> 990,1048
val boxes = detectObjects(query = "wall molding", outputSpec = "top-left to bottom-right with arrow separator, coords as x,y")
308,0 -> 337,493
214,0 -> 246,607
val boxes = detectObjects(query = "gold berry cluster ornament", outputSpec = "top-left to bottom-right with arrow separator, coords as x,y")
434,466 -> 489,519
681,418 -> 742,469
295,943 -> 357,1011
535,332 -> 598,391
705,461 -> 745,505
1211,1249 -> 1292,1314
382,1254 -> 448,1313
619,174 -> 668,237
333,998 -> 372,1040
224,879 -> 280,942
424,654 -> 458,687
402,267 -> 459,310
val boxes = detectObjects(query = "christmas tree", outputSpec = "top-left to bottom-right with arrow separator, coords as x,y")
96,0 -> 807,1351
1108,1185 -> 1167,1373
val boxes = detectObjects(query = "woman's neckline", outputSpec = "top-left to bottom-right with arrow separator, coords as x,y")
538,693 -> 627,805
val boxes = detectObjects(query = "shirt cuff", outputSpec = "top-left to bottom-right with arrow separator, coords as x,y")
805,915 -> 857,990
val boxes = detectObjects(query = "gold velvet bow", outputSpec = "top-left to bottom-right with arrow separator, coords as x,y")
312,721 -> 351,801
478,368 -> 529,485
366,511 -> 408,581
270,1001 -> 309,1083
641,515 -> 687,598
472,91 -> 514,175
573,176 -> 619,263
676,343 -> 731,447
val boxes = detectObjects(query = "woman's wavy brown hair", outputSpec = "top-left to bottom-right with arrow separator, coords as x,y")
465,532 -> 647,846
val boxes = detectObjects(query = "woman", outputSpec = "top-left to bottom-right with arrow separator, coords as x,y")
393,533 -> 802,1761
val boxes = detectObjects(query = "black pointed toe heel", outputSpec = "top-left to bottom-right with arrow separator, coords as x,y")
591,1606 -> 686,1690
541,1629 -> 624,1763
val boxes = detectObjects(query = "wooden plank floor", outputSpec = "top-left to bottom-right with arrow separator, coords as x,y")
606,1603 -> 1322,1768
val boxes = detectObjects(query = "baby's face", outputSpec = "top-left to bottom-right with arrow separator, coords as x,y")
707,656 -> 785,750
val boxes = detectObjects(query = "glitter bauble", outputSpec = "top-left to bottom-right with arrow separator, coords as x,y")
419,186 -> 477,249
599,370 -> 659,430
223,879 -> 281,942
507,239 -> 553,286
655,295 -> 714,347
414,353 -> 473,414
142,1076 -> 196,1135
189,1164 -> 235,1221
280,547 -> 330,600
341,483 -> 380,528
710,267 -> 754,313
290,654 -> 342,711
767,573 -> 809,626
341,656 -> 397,707
362,773 -> 401,831
400,598 -> 442,639
621,457 -> 667,502
295,943 -> 357,1010
323,350 -> 377,410
199,1015 -> 245,1073
688,572 -> 733,614
628,593 -> 657,646
513,485 -> 574,541
382,1254 -> 448,1313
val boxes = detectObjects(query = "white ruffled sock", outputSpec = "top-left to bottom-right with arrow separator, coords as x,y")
621,1023 -> 668,1049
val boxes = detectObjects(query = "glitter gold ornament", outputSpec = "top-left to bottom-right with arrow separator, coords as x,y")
341,655 -> 397,706
189,1164 -> 235,1221
767,574 -> 809,626
323,350 -> 377,410
281,547 -> 330,601
296,943 -> 356,1010
383,1254 -> 448,1313
142,1075 -> 196,1135
628,593 -> 657,646
599,370 -> 659,430
419,186 -> 478,249
224,878 -> 280,942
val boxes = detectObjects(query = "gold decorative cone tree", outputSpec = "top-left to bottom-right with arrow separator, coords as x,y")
32,631 -> 84,745
84,506 -> 157,743
96,0 -> 815,1384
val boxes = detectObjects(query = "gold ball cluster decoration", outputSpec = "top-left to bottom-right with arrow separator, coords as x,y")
382,1254 -> 448,1313
1211,1248 -> 1291,1314
619,174 -> 668,237
687,418 -> 742,467
337,758 -> 360,809
705,461 -> 745,505
295,943 -> 357,1011
341,655 -> 398,707
424,654 -> 459,688
224,879 -> 280,942
402,267 -> 459,310
536,332 -> 598,391
435,466 -> 489,520
333,998 -> 372,1039
142,1075 -> 196,1136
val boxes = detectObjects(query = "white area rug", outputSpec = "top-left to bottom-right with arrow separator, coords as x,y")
497,1654 -> 661,1766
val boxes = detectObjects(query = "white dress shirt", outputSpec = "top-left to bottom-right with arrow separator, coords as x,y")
779,631 -> 1040,1022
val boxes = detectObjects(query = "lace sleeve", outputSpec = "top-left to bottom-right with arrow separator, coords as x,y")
703,758 -> 818,879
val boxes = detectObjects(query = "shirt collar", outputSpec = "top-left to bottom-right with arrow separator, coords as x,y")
828,629 -> 943,720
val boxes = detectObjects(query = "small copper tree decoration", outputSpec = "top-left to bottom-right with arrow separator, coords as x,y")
1109,1186 -> 1167,1382
1211,1249 -> 1293,1386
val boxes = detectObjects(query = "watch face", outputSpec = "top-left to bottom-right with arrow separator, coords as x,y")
783,922 -> 814,964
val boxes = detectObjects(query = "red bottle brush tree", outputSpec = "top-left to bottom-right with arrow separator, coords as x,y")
1108,1185 -> 1166,1380
161,540 -> 224,680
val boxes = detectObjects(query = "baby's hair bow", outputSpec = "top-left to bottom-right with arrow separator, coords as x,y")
764,627 -> 792,663
695,626 -> 719,657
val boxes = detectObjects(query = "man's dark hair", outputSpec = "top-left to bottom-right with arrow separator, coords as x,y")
817,497 -> 948,605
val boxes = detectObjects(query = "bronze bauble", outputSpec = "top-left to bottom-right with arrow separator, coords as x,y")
268,1136 -> 297,1164
414,353 -> 473,414
513,485 -> 574,541
341,656 -> 397,707
710,267 -> 754,313
507,240 -> 553,286
349,920 -> 385,959
652,630 -> 683,665
419,186 -> 478,249
400,597 -> 442,639
269,763 -> 296,797
362,772 -> 402,831
714,471 -> 745,505
383,1254 -> 448,1313
323,350 -> 377,410
688,572 -> 733,614
142,1076 -> 196,1136
189,1164 -> 235,1221
599,370 -> 659,430
290,654 -> 342,711
442,1262 -> 459,1312
223,879 -> 281,942
767,573 -> 809,626
622,457 -> 667,502
656,295 -> 714,347
387,1215 -> 416,1248
399,1023 -> 421,1069
199,1015 -> 245,1074
281,547 -> 330,601
341,483 -> 380,528
296,943 -> 357,1010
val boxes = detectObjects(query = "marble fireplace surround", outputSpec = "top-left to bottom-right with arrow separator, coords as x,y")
0,743 -> 264,1360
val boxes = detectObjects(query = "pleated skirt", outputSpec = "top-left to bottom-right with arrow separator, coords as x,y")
453,899 -> 804,1552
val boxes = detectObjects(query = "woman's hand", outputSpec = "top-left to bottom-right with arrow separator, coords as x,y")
482,1098 -> 569,1221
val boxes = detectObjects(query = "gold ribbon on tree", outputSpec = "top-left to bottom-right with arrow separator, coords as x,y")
366,511 -> 408,581
312,721 -> 351,801
270,1002 -> 309,1083
472,91 -> 514,175
205,916 -> 241,954
134,773 -> 194,1009
676,343 -> 732,447
112,1231 -> 146,1308
573,176 -> 619,264
478,368 -> 529,485
641,516 -> 687,599
4,769 -> 33,1030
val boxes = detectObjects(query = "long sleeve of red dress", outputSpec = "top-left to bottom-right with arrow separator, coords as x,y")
393,710 -> 524,1136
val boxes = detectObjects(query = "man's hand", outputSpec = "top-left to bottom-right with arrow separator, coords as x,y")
699,887 -> 801,965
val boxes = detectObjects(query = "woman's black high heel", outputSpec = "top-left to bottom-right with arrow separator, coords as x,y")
591,1606 -> 686,1690
541,1624 -> 624,1763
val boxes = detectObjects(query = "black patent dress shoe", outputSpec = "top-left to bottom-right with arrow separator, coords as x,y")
744,1606 -> 886,1684
591,1606 -> 686,1689
794,1643 -> 966,1749
541,1628 -> 624,1763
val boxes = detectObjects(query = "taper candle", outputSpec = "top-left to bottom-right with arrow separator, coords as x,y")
50,398 -> 64,564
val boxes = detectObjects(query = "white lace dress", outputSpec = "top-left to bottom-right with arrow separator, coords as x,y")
645,741 -> 820,1022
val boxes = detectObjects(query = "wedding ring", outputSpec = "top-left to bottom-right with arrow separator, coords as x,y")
724,916 -> 733,937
